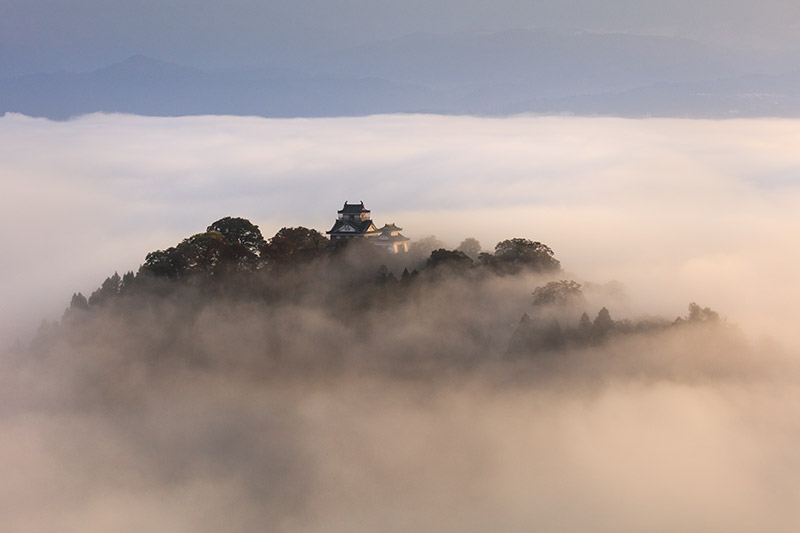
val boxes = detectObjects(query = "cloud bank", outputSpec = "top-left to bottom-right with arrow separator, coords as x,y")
1,112 -> 798,346
1,112 -> 800,531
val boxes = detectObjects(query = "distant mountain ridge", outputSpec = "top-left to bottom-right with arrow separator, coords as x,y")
2,29 -> 798,119
0,55 -> 440,119
326,29 -> 738,88
501,70 -> 800,117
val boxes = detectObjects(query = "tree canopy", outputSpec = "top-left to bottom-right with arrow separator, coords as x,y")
260,226 -> 329,265
207,217 -> 266,271
488,238 -> 561,274
39,215 -> 738,379
426,248 -> 473,271
532,280 -> 584,307
456,238 -> 482,260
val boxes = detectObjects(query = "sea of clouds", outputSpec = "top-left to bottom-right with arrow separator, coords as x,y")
1,113 -> 799,531
1,112 -> 798,345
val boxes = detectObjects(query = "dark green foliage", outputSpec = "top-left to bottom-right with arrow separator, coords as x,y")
141,247 -> 186,280
89,272 -> 121,305
44,215 -> 736,374
120,271 -> 136,293
141,219 -> 268,280
593,307 -> 615,336
426,248 -> 473,271
178,232 -> 230,276
141,230 -> 253,280
207,217 -> 266,258
488,238 -> 561,274
260,226 -> 329,266
141,232 -> 231,280
532,280 -> 584,307
506,299 -> 728,357
541,320 -> 565,350
207,217 -> 266,272
400,267 -> 418,284
376,264 -> 398,284
62,292 -> 90,326
577,312 -> 593,341
477,252 -> 492,264
70,292 -> 89,311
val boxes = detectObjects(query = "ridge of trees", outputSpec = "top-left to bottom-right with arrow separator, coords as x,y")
66,217 -> 563,312
507,280 -> 725,356
47,216 -> 727,366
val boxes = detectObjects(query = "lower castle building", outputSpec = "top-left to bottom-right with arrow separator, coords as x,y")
327,201 -> 410,253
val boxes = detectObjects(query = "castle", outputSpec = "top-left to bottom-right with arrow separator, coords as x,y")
327,201 -> 410,254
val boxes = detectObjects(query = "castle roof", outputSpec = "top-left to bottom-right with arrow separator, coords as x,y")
379,223 -> 402,232
327,218 -> 379,235
377,232 -> 410,243
338,201 -> 370,215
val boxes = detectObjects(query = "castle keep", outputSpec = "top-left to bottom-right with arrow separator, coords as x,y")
327,201 -> 410,253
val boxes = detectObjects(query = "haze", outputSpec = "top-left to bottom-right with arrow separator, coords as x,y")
1,112 -> 798,346
3,0 -> 800,75
2,110 -> 800,531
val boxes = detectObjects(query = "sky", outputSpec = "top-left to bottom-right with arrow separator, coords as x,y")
2,0 -> 800,75
1,112 -> 799,349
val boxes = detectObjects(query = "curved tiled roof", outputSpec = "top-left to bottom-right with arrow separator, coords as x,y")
327,219 -> 379,235
338,201 -> 369,214
379,223 -> 402,232
377,232 -> 410,242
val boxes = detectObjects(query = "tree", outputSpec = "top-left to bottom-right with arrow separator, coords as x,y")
62,292 -> 90,326
177,231 -> 229,276
375,264 -> 397,284
207,217 -> 265,255
140,231 -> 228,280
408,235 -> 445,264
426,248 -> 473,271
260,226 -> 329,265
207,217 -> 266,271
400,267 -> 418,283
593,307 -> 615,337
577,312 -> 593,341
540,319 -> 565,350
119,271 -> 136,293
141,246 -> 186,280
507,313 -> 565,355
70,292 -> 89,311
477,251 -> 494,266
532,280 -> 584,307
686,302 -> 720,323
456,238 -> 482,260
491,238 -> 561,273
507,313 -> 533,355
88,272 -> 121,305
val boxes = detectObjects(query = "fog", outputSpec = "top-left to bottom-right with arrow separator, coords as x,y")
1,112 -> 799,531
1,113 -> 798,345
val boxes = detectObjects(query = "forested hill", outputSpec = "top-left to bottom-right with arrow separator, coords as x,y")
29,216 -> 748,384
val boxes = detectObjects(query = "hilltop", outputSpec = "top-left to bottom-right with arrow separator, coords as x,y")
26,216 -> 750,388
